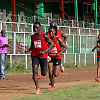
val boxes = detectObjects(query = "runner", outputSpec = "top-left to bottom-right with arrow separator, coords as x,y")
25,33 -> 43,79
92,34 -> 100,82
25,22 -> 54,94
48,26 -> 67,91
31,34 -> 42,79
47,21 -> 67,73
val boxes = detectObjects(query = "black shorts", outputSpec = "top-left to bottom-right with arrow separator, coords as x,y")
32,56 -> 48,70
97,57 -> 100,62
49,58 -> 61,66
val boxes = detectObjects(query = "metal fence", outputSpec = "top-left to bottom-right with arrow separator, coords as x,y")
0,11 -> 100,29
7,53 -> 97,69
0,18 -> 100,68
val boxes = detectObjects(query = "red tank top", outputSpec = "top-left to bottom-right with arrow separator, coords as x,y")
47,30 -> 61,38
56,30 -> 61,38
31,32 -> 48,58
97,40 -> 100,57
48,36 -> 62,59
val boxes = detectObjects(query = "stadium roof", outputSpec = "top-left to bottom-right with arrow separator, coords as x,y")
0,0 -> 51,3
0,0 -> 100,3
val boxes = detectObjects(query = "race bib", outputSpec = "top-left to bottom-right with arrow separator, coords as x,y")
49,46 -> 58,56
34,40 -> 41,48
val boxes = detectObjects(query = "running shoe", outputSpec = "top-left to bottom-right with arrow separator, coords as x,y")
34,88 -> 41,94
0,77 -> 9,79
95,77 -> 100,82
48,86 -> 55,91
60,64 -> 64,73
38,76 -> 42,79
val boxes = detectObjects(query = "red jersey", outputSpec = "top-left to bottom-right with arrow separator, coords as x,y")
48,36 -> 62,59
97,40 -> 100,57
31,32 -> 48,58
47,30 -> 61,38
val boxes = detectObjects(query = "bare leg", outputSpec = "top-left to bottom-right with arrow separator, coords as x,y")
54,65 -> 60,77
48,63 -> 55,86
41,69 -> 47,76
32,65 -> 39,89
97,61 -> 100,77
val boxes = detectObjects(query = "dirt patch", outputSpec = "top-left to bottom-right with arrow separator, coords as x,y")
0,68 -> 97,100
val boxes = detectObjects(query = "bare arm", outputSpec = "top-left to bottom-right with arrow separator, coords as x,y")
60,31 -> 67,43
28,42 -> 33,51
25,35 -> 33,53
39,33 -> 54,55
29,35 -> 33,51
56,37 -> 67,56
92,46 -> 97,52
0,44 -> 9,48
44,33 -> 54,53
25,41 -> 33,53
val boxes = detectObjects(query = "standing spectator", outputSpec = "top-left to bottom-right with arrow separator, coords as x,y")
48,26 -> 67,91
0,29 -> 9,79
25,22 -> 54,94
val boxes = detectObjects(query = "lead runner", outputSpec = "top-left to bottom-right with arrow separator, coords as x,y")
25,22 -> 54,94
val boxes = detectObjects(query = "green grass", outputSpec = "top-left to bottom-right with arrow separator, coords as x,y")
12,83 -> 100,100
5,64 -> 97,74
4,60 -> 98,100
64,63 -> 97,69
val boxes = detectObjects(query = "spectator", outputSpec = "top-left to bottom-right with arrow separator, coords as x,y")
0,29 -> 9,79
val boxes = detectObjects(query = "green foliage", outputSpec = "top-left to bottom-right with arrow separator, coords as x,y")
11,60 -> 26,72
5,55 -> 97,74
5,59 -> 11,70
5,58 -> 97,74
5,59 -> 32,74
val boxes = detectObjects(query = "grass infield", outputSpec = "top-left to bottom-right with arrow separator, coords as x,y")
12,82 -> 100,100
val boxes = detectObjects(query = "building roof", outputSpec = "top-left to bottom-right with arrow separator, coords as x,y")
0,0 -> 100,3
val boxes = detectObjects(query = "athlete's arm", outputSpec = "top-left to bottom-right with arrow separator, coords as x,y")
29,35 -> 33,51
31,35 -> 33,40
39,33 -> 54,55
60,31 -> 67,43
25,35 -> 33,54
56,37 -> 67,57
46,31 -> 48,35
92,46 -> 97,52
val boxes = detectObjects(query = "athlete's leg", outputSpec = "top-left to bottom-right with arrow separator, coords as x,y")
97,60 -> 100,78
48,57 -> 55,86
32,56 -> 39,89
40,58 -> 48,76
95,57 -> 100,82
31,52 -> 42,79
54,59 -> 61,77
48,62 -> 60,91
54,65 -> 60,77
48,62 -> 55,86
32,65 -> 39,89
